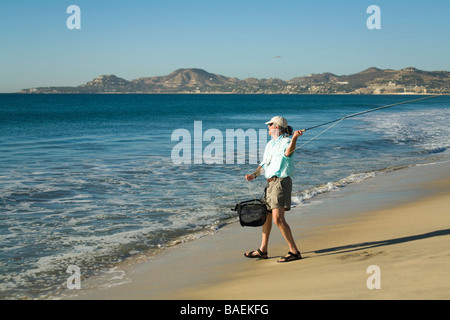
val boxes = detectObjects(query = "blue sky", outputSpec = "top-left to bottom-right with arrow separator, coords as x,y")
1,0 -> 449,92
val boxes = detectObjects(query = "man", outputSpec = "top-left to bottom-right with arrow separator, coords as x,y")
244,116 -> 304,263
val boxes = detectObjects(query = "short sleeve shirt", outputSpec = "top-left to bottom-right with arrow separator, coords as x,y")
260,136 -> 295,179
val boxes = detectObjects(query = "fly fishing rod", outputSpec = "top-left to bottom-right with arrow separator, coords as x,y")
252,94 -> 445,176
292,94 -> 445,152
303,94 -> 442,132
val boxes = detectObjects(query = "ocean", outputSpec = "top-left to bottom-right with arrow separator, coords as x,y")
0,94 -> 449,299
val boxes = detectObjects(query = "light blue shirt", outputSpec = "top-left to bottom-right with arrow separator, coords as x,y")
260,136 -> 295,179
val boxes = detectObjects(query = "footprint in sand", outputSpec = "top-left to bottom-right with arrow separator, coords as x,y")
338,250 -> 385,261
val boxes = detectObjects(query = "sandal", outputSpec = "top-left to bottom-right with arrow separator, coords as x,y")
277,251 -> 302,263
244,249 -> 268,259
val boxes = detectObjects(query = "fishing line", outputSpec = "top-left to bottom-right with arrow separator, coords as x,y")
295,117 -> 345,150
294,94 -> 444,151
254,94 -> 445,172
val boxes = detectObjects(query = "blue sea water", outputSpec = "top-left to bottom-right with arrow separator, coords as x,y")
0,94 -> 449,299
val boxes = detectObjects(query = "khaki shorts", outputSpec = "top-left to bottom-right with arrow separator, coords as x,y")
264,176 -> 292,211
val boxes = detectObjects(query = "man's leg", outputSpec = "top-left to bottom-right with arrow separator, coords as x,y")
260,211 -> 272,253
272,207 -> 298,254
245,212 -> 272,257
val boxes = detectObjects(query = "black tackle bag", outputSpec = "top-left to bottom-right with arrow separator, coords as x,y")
232,198 -> 267,227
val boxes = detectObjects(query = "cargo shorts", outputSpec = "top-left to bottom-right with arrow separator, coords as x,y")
264,176 -> 292,212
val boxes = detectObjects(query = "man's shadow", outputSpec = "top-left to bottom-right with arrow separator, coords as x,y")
305,229 -> 450,257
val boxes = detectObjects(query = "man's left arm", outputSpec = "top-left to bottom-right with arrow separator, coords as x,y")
285,130 -> 305,157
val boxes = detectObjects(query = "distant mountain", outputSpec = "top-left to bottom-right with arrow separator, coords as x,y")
19,67 -> 450,94
341,67 -> 396,88
79,74 -> 135,92
290,72 -> 339,84
290,67 -> 396,88
131,68 -> 243,92
288,67 -> 450,94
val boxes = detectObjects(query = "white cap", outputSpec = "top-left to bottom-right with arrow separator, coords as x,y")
265,116 -> 288,128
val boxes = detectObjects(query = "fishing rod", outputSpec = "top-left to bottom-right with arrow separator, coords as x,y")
292,94 -> 445,152
303,94 -> 442,132
252,94 -> 445,176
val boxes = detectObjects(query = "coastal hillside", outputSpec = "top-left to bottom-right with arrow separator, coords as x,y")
20,67 -> 450,94
131,68 -> 243,92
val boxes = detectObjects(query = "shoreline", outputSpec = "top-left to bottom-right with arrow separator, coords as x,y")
9,92 -> 445,95
66,160 -> 450,300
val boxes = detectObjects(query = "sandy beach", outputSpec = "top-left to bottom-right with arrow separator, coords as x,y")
68,161 -> 450,300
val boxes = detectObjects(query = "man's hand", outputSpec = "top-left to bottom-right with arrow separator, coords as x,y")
293,129 -> 305,138
245,173 -> 256,182
285,129 -> 305,157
